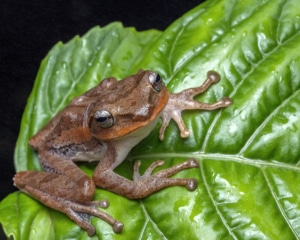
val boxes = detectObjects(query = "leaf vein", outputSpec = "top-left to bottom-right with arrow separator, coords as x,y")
168,0 -> 271,80
140,201 -> 167,239
239,87 -> 300,155
203,23 -> 300,152
261,168 -> 299,238
200,160 -> 238,239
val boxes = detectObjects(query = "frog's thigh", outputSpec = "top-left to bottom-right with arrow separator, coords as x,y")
14,169 -> 95,202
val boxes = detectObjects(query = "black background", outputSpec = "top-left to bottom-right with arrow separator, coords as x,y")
0,0 -> 204,238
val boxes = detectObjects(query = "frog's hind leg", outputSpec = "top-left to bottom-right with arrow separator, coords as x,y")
13,156 -> 123,236
14,173 -> 122,236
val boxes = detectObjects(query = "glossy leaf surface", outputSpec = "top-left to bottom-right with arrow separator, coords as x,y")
1,0 -> 300,239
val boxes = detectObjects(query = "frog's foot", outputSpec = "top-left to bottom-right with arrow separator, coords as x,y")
16,184 -> 123,236
159,71 -> 233,140
133,158 -> 199,192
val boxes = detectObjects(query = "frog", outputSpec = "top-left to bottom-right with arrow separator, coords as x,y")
13,70 -> 232,236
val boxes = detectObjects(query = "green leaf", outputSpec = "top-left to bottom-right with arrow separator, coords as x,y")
1,0 -> 300,239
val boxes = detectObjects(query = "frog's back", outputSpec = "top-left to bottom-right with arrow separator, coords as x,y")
29,110 -> 65,150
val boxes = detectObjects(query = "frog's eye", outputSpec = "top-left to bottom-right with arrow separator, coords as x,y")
93,110 -> 115,128
148,71 -> 163,92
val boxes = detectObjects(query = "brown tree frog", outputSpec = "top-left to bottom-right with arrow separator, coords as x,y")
14,70 -> 232,236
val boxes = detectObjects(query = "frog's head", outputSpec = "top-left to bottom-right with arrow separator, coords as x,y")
89,70 -> 169,140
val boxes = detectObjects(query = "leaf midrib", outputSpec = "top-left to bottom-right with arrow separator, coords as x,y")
128,152 -> 300,172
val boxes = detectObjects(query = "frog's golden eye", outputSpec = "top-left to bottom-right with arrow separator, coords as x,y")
148,71 -> 163,92
94,110 -> 115,128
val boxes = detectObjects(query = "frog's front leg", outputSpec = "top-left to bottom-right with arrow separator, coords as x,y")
159,71 -> 233,140
93,143 -> 198,199
13,152 -> 123,236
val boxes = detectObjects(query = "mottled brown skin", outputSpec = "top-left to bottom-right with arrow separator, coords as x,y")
14,70 -> 232,236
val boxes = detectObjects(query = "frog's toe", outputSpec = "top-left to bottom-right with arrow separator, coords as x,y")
86,225 -> 96,237
207,70 -> 220,83
221,97 -> 233,106
187,158 -> 199,168
186,178 -> 198,191
89,199 -> 109,208
112,221 -> 124,233
133,160 -> 165,180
